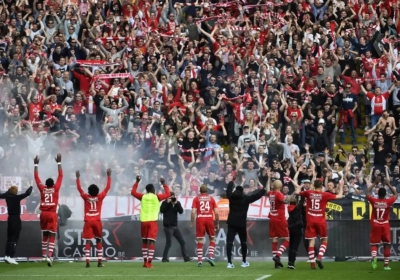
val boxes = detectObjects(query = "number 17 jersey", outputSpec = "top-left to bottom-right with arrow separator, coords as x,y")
299,190 -> 336,224
192,194 -> 217,221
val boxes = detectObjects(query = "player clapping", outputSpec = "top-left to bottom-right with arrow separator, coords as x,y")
34,153 -> 63,267
366,176 -> 398,271
76,168 -> 112,268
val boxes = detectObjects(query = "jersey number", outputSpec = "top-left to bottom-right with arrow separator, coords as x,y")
311,199 -> 320,210
376,208 -> 385,220
270,201 -> 275,210
89,201 -> 97,211
44,194 -> 53,203
200,201 -> 210,212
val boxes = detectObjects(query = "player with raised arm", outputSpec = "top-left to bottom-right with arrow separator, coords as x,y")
266,177 -> 296,268
131,175 -> 171,268
191,184 -> 219,267
294,179 -> 343,269
34,153 -> 63,267
366,175 -> 398,271
76,168 -> 112,268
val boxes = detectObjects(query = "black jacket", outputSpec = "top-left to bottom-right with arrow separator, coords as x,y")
226,182 -> 266,227
288,197 -> 304,230
160,200 -> 184,227
0,186 -> 32,215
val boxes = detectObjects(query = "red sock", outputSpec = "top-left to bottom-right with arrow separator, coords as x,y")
384,246 -> 390,267
208,241 -> 215,259
197,243 -> 203,263
42,234 -> 49,257
371,245 -> 377,259
96,242 -> 103,263
318,241 -> 327,260
47,234 -> 56,258
142,243 -> 148,263
272,241 -> 278,256
308,246 -> 315,263
85,243 -> 91,263
276,240 -> 289,257
148,244 -> 155,263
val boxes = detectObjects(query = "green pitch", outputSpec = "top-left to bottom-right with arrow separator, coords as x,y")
0,261 -> 399,280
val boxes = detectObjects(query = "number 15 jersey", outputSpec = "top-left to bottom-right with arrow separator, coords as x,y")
192,194 -> 217,221
299,190 -> 336,224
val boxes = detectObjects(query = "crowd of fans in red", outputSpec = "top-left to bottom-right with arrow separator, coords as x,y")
0,0 -> 399,198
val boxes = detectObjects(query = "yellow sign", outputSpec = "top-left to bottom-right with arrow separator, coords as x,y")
325,202 -> 343,220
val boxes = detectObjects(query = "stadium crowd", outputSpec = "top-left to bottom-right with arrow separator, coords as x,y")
0,0 -> 399,199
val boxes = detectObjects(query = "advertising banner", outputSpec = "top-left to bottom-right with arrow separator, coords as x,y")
1,220 -> 399,259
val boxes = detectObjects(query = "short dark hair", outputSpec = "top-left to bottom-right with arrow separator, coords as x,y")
146,184 -> 155,193
46,178 -> 54,187
378,188 -> 387,199
314,180 -> 323,189
88,184 -> 99,196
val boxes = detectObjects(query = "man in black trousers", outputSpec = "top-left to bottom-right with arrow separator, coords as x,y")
287,195 -> 304,269
225,181 -> 266,268
0,185 -> 33,265
160,192 -> 193,262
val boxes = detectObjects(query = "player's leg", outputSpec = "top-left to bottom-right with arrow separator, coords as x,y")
369,225 -> 380,270
288,227 -> 302,269
226,224 -> 237,268
315,223 -> 328,269
205,220 -> 216,266
8,216 -> 21,264
84,240 -> 92,267
305,223 -> 317,269
275,221 -> 289,262
82,222 -> 94,267
162,226 -> 173,262
96,238 -> 105,267
42,231 -> 49,259
195,221 -> 205,266
382,224 -> 391,270
141,222 -> 149,266
237,226 -> 249,268
269,221 -> 278,259
146,221 -> 158,267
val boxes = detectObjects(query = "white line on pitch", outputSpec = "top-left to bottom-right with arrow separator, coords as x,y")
255,275 -> 271,280
0,275 -> 262,278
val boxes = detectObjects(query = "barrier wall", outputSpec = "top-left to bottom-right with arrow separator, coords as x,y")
1,220 -> 399,259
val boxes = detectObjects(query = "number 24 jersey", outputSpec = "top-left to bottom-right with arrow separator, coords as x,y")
192,194 -> 217,220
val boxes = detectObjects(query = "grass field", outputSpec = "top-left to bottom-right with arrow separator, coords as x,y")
0,261 -> 399,280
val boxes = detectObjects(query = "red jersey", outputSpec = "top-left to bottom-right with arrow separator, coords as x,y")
366,92 -> 389,116
192,194 -> 217,220
299,190 -> 336,223
76,177 -> 111,221
267,191 -> 286,221
28,102 -> 43,121
367,195 -> 397,225
34,168 -> 63,212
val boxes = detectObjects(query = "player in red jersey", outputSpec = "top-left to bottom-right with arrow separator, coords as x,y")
34,153 -> 63,267
366,176 -> 398,271
191,184 -> 219,267
76,169 -> 112,268
266,178 -> 294,268
295,179 -> 343,269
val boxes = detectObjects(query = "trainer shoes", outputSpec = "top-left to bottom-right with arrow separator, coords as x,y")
273,256 -> 283,268
227,263 -> 235,268
316,259 -> 324,269
161,259 -> 169,262
145,262 -> 154,268
46,257 -> 53,267
4,256 -> 10,264
184,257 -> 194,262
288,265 -> 296,270
205,257 -> 215,267
98,262 -> 105,267
198,262 -> 203,267
384,266 -> 391,271
86,263 -> 90,268
372,258 -> 377,270
241,262 -> 249,268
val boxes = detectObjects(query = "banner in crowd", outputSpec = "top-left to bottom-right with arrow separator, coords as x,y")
1,195 -> 400,221
1,220 -> 399,259
0,177 -> 22,192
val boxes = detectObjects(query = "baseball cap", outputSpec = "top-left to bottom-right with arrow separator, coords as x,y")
318,119 -> 325,124
243,125 -> 250,129
302,179 -> 311,184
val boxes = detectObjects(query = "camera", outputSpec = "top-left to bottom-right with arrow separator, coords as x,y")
171,197 -> 176,202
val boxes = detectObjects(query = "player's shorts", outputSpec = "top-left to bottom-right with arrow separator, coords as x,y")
269,220 -> 289,239
196,219 -> 215,239
141,221 -> 158,241
305,222 -> 327,239
370,224 -> 391,245
82,220 -> 103,240
40,211 -> 58,233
